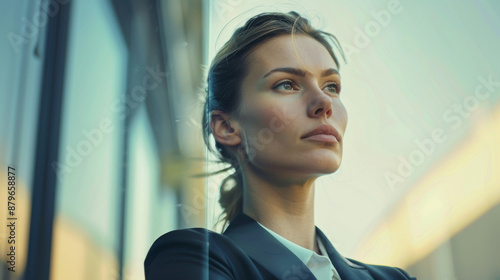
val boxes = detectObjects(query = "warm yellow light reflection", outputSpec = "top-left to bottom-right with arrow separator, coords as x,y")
355,106 -> 500,268
50,216 -> 118,280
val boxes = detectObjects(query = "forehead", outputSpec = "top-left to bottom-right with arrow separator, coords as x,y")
246,34 -> 338,74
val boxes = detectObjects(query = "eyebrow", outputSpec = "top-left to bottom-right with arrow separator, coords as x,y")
262,67 -> 340,79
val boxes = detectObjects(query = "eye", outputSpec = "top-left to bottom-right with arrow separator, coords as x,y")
273,80 -> 299,92
324,82 -> 340,94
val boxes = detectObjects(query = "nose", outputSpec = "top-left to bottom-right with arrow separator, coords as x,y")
307,88 -> 333,119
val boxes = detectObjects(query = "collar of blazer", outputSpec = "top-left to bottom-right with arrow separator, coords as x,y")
223,211 -> 372,280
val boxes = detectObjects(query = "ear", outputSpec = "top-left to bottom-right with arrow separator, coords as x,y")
210,110 -> 242,147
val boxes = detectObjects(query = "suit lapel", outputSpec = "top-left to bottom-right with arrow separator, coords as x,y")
223,211 -> 375,280
223,212 -> 317,280
315,227 -> 373,279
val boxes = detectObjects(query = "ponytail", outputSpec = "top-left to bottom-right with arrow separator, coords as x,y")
216,168 -> 244,230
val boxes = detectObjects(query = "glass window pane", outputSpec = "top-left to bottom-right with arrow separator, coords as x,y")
51,0 -> 127,279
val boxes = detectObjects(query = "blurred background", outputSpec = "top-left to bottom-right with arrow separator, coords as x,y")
0,0 -> 499,279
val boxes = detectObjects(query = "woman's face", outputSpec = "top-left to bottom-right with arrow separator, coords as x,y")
235,34 -> 348,181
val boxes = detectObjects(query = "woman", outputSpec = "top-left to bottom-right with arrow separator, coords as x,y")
145,11 -> 416,280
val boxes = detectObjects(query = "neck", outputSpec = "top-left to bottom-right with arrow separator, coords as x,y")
241,166 -> 319,253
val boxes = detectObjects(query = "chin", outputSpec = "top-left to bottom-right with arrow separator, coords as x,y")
310,157 -> 342,174
318,165 -> 341,175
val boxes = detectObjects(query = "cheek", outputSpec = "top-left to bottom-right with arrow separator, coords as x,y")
257,100 -> 301,135
334,101 -> 348,130
239,101 -> 298,151
239,101 -> 277,137
257,105 -> 290,137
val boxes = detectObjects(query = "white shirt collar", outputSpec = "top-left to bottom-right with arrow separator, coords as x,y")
256,222 -> 342,280
257,221 -> 316,264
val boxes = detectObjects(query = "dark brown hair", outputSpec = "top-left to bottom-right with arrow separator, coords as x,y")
202,11 -> 346,230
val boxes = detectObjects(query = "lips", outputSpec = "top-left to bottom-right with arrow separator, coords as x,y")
301,124 -> 341,142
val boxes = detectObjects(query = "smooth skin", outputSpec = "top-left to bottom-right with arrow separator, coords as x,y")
210,34 -> 348,255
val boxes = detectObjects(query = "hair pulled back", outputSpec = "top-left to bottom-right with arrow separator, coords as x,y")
202,11 -> 345,230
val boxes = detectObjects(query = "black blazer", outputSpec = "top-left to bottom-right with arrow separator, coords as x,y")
145,211 -> 416,279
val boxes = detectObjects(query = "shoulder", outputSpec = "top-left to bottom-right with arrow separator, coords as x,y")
144,228 -> 230,279
145,228 -> 227,262
347,258 -> 417,280
144,228 -> 258,280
